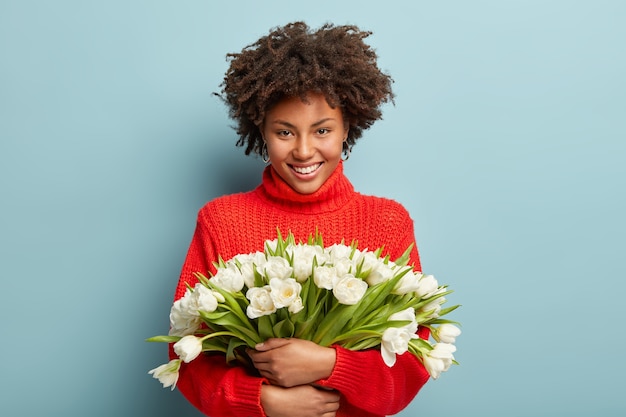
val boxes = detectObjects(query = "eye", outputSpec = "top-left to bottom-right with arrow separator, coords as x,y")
277,130 -> 292,137
317,128 -> 329,135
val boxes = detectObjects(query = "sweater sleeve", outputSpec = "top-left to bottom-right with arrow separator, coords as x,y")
312,205 -> 430,415
316,344 -> 430,415
169,214 -> 267,417
387,202 -> 422,272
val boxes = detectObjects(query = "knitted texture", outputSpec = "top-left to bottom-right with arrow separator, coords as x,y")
171,161 -> 430,417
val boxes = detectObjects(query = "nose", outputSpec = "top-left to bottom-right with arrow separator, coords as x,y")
293,135 -> 314,160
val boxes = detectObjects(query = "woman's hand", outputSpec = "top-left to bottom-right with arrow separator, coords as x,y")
248,338 -> 336,387
261,384 -> 340,417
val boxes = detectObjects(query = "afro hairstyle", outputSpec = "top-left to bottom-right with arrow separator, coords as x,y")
218,21 -> 395,156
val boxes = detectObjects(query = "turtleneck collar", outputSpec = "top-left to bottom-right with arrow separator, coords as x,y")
255,161 -> 355,214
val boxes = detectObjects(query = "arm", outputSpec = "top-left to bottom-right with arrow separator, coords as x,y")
246,334 -> 429,416
170,215 -> 267,417
261,385 -> 340,417
171,215 -> 344,417
315,344 -> 429,415
249,339 -> 341,417
313,207 -> 429,414
248,339 -> 336,387
247,223 -> 431,416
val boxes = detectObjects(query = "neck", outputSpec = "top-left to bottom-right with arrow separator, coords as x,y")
256,162 -> 355,214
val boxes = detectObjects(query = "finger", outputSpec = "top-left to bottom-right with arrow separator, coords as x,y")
250,360 -> 273,373
254,337 -> 292,351
255,368 -> 281,386
316,387 -> 341,403
323,392 -> 341,403
247,349 -> 272,365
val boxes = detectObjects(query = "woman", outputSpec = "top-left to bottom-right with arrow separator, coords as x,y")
171,22 -> 430,417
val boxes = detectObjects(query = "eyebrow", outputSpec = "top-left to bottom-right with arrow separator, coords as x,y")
270,118 -> 338,128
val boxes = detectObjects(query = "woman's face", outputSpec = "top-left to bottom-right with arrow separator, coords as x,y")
262,92 -> 348,195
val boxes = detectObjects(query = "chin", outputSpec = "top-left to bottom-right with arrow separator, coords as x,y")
289,180 -> 324,194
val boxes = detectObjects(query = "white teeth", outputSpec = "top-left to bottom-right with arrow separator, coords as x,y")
293,164 -> 320,174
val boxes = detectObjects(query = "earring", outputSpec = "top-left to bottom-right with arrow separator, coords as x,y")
341,142 -> 352,161
261,142 -> 270,164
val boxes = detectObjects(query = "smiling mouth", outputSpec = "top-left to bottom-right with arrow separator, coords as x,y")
291,163 -> 322,175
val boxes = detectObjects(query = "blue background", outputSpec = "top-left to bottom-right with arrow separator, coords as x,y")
1,1 -> 624,416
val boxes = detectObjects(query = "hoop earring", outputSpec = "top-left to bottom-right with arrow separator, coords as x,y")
341,143 -> 352,161
261,142 -> 270,164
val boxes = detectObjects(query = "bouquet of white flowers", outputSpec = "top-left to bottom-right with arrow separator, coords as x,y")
148,231 -> 460,390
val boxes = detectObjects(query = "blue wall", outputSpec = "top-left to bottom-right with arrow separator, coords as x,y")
1,1 -> 625,416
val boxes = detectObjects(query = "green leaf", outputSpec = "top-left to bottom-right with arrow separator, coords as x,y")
293,314 -> 318,339
201,337 -> 229,353
347,337 -> 382,351
254,263 -> 266,287
211,255 -> 227,271
437,304 -> 461,316
226,324 -> 262,346
145,335 -> 181,343
394,243 -> 414,267
200,309 -> 231,320
295,276 -> 311,318
314,228 -> 324,247
408,337 -> 433,353
313,303 -> 359,346
226,338 -> 248,363
411,289 -> 453,311
208,287 -> 257,333
331,329 -> 382,346
257,315 -> 274,340
273,318 -> 295,338
275,229 -> 286,256
426,318 -> 461,326
349,276 -> 402,328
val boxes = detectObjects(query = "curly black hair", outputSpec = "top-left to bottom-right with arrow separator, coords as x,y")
217,21 -> 394,156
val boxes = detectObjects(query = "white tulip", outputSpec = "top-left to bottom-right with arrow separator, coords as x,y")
211,264 -> 245,293
237,262 -> 256,288
288,297 -> 304,314
381,327 -> 413,367
169,291 -> 201,337
246,286 -> 276,319
211,290 -> 225,303
173,335 -> 203,363
332,257 -> 356,278
291,244 -> 326,281
419,296 -> 445,319
326,243 -> 354,262
193,284 -> 220,313
436,323 -> 461,344
389,307 -> 418,335
333,274 -> 368,305
292,258 -> 312,283
269,277 -> 302,309
313,265 -> 338,290
260,256 -> 293,280
415,274 -> 439,298
392,269 -> 421,295
264,239 -> 278,253
148,359 -> 181,390
233,252 -> 266,288
365,262 -> 394,286
357,251 -> 383,276
423,343 -> 456,379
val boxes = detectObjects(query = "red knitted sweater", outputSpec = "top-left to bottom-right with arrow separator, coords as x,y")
171,161 -> 430,417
